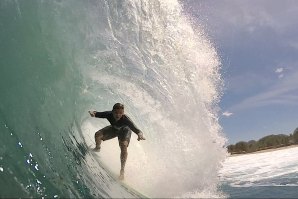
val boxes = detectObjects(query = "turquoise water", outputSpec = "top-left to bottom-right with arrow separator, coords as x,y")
0,1 -> 226,198
0,1 -> 108,197
222,185 -> 298,198
0,1 -> 136,197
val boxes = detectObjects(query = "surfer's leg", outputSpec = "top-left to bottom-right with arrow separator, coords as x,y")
94,130 -> 103,150
95,126 -> 118,150
118,127 -> 132,180
119,140 -> 128,180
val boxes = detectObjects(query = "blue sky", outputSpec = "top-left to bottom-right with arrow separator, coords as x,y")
182,0 -> 298,144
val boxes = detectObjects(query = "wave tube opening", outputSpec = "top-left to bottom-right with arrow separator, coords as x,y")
79,0 -> 227,198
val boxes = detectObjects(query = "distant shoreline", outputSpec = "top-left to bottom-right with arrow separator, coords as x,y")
229,144 -> 298,157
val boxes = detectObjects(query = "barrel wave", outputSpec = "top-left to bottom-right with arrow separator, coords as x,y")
0,0 -> 227,198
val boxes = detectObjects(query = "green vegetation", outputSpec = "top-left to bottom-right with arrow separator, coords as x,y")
228,127 -> 298,154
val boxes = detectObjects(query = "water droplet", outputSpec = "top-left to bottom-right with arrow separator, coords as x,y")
29,153 -> 33,158
35,164 -> 39,170
54,195 -> 58,198
18,142 -> 23,147
0,167 -> 3,172
40,138 -> 43,141
26,159 -> 30,164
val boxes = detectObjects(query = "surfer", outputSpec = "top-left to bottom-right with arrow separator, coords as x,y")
88,103 -> 145,180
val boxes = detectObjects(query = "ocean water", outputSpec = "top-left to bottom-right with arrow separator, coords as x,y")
219,147 -> 298,198
0,0 -> 227,198
2,1 -> 297,198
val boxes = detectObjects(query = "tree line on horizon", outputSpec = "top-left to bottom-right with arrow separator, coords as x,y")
227,128 -> 298,154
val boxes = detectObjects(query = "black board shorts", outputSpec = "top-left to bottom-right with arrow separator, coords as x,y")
99,125 -> 132,145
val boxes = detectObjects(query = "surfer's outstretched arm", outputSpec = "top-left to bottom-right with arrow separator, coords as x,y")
124,115 -> 146,141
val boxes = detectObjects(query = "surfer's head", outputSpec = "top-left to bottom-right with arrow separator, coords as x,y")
112,103 -> 124,121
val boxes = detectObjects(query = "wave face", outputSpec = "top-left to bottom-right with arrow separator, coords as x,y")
0,0 -> 226,198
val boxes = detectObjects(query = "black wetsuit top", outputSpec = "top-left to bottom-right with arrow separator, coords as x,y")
95,111 -> 141,134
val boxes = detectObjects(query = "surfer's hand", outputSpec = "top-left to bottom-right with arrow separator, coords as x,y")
137,132 -> 146,141
89,111 -> 96,117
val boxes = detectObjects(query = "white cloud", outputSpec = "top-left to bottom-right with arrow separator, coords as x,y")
275,67 -> 284,73
222,111 -> 233,117
275,67 -> 284,79
226,69 -> 298,112
278,74 -> 284,79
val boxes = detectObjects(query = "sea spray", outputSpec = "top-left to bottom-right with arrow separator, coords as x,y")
80,0 -> 227,197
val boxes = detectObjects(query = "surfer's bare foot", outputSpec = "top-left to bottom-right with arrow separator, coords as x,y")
119,169 -> 125,180
93,146 -> 101,152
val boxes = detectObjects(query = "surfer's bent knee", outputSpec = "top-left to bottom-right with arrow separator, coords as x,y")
119,141 -> 129,149
118,126 -> 131,147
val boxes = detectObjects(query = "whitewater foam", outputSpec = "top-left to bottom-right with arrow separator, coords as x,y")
219,146 -> 298,187
80,0 -> 226,197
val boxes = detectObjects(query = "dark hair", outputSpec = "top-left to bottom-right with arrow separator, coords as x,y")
113,103 -> 124,110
